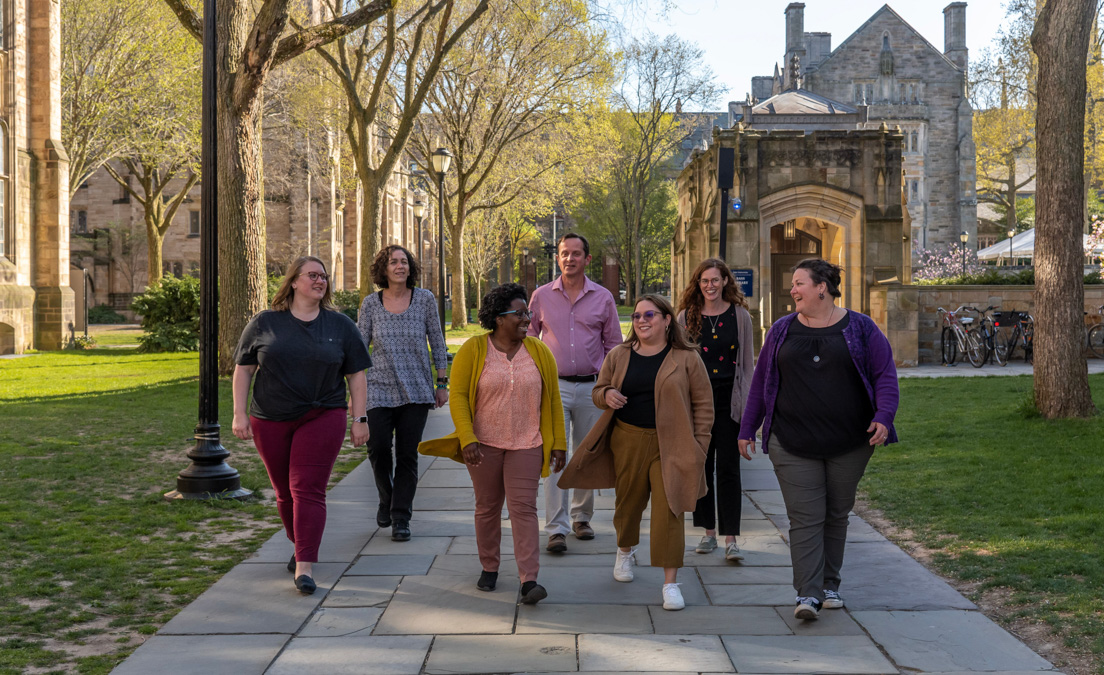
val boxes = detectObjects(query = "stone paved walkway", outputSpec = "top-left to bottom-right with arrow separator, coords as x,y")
114,407 -> 1064,675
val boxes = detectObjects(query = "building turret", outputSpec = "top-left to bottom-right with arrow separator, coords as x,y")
943,3 -> 968,71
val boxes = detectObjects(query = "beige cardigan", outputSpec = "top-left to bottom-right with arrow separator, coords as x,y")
557,343 -> 713,514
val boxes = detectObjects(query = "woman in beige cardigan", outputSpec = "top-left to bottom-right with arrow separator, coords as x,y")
559,294 -> 713,611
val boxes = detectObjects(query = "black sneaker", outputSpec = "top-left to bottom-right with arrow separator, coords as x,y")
391,520 -> 411,542
376,504 -> 392,528
520,581 -> 547,605
477,570 -> 498,591
794,596 -> 822,620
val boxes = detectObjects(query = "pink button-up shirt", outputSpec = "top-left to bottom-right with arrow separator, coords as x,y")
527,275 -> 622,377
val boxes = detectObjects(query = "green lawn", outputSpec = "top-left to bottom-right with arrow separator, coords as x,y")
863,374 -> 1104,669
0,349 -> 365,674
88,324 -> 143,347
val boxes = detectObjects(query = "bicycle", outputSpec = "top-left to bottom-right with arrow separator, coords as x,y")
971,305 -> 1007,366
993,310 -> 1033,363
938,306 -> 986,367
1086,305 -> 1104,359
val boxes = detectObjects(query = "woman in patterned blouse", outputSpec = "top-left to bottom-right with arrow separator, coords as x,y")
357,245 -> 448,543
677,258 -> 755,562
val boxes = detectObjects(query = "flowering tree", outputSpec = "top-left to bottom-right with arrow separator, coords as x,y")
912,245 -> 987,281
1086,216 -> 1104,269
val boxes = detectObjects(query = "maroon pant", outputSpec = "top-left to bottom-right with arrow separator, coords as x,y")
251,407 -> 347,563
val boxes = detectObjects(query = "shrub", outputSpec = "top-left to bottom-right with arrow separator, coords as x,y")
130,276 -> 200,352
267,273 -> 282,304
88,304 -> 127,324
333,289 -> 361,321
69,335 -> 98,350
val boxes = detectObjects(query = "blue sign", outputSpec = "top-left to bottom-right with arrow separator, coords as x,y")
731,197 -> 742,213
732,269 -> 753,297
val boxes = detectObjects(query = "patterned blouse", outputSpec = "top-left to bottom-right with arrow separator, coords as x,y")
357,287 -> 449,409
472,338 -> 543,450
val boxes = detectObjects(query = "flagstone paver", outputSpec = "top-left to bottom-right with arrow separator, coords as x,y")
112,405 -> 1066,675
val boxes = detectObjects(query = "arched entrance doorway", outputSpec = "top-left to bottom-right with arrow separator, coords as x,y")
769,222 -> 822,320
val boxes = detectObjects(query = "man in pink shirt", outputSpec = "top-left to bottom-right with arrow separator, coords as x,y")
528,233 -> 622,552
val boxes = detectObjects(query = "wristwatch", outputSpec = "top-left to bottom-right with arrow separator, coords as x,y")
353,416 -> 369,424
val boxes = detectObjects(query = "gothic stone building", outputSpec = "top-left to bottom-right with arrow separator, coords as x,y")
0,0 -> 75,354
673,2 -> 976,364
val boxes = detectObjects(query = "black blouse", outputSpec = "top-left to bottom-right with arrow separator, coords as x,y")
615,344 -> 671,429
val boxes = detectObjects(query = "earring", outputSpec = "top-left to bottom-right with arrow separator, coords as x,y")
818,292 -> 825,300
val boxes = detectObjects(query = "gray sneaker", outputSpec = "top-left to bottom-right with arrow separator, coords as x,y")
694,535 -> 717,553
724,542 -> 744,561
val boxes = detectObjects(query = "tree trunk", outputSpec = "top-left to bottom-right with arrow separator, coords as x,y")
1030,0 -> 1097,418
145,212 -> 166,288
358,173 -> 384,298
448,212 -> 468,328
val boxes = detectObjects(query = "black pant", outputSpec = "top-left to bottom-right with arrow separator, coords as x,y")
366,404 -> 432,523
692,407 -> 742,535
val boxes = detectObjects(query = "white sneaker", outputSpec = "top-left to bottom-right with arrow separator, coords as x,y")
724,541 -> 744,561
613,548 -> 636,582
822,589 -> 844,609
662,583 -> 685,610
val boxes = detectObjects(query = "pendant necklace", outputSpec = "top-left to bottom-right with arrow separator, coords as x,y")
812,307 -> 836,364
705,313 -> 721,334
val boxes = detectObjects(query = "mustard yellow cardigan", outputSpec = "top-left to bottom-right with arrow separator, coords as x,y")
417,334 -> 567,477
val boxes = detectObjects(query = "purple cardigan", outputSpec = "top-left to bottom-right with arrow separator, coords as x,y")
738,310 -> 899,452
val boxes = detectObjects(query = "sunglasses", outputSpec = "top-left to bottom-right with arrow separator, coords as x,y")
631,310 -> 662,322
499,309 -> 532,319
298,271 -> 329,282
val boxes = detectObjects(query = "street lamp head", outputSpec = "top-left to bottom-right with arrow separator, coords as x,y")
522,247 -> 529,257
413,200 -> 426,219
431,147 -> 453,176
1008,228 -> 1016,239
959,230 -> 969,244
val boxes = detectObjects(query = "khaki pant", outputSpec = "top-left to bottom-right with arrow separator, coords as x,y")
610,420 -> 685,569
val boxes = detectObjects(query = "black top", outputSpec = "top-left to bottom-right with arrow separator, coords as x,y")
234,309 -> 373,422
696,304 -> 738,384
771,313 -> 873,458
615,343 -> 671,429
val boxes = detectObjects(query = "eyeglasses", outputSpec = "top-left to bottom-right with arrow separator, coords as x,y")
699,278 -> 724,286
298,271 -> 329,282
499,309 -> 532,318
631,310 -> 661,322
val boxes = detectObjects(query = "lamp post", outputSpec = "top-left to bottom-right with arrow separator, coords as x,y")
1007,227 -> 1016,267
413,199 -> 426,285
431,148 -> 453,334
166,0 -> 249,500
959,230 -> 969,277
521,247 -> 529,288
81,268 -> 89,339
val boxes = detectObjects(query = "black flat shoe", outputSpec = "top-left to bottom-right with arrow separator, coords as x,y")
287,553 -> 296,573
477,570 -> 498,592
294,575 -> 316,595
520,580 -> 547,605
391,520 -> 411,542
376,504 -> 392,528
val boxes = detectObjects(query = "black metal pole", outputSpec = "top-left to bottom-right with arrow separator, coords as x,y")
961,242 -> 966,277
437,173 -> 446,335
719,188 -> 730,261
417,216 -> 423,287
82,269 -> 89,338
167,0 -> 249,500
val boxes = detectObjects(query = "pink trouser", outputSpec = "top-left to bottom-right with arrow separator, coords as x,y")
466,444 -> 543,583
250,407 -> 347,563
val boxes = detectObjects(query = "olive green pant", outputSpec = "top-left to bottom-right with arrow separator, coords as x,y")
610,420 -> 685,569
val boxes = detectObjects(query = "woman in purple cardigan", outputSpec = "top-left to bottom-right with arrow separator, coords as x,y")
737,259 -> 899,622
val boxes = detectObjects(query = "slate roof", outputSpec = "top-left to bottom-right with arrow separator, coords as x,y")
752,89 -> 857,116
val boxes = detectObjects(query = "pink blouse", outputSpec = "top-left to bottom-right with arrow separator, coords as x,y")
473,338 -> 543,450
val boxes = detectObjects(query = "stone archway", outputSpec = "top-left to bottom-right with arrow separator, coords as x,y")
0,322 -> 14,355
757,184 -> 865,324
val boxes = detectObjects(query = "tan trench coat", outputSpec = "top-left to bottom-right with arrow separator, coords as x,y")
557,343 -> 713,515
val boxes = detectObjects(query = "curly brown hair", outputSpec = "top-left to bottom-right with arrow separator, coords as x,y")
677,258 -> 748,341
370,245 -> 420,289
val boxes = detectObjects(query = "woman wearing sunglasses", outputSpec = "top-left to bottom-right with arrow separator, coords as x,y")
232,256 -> 372,595
419,283 -> 566,605
676,258 -> 754,562
559,294 -> 712,611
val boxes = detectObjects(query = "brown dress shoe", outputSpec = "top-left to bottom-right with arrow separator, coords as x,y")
572,521 -> 595,540
546,533 -> 567,553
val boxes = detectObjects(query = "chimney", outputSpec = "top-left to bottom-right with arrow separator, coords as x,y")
943,3 -> 968,71
784,3 -> 807,90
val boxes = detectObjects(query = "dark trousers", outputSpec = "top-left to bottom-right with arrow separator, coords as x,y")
692,408 -> 742,535
768,432 -> 874,602
251,407 -> 347,563
366,403 -> 432,523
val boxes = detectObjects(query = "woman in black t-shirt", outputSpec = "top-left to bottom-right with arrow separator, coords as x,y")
232,256 -> 372,596
676,258 -> 755,562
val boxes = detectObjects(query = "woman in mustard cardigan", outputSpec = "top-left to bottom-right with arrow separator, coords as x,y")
419,283 -> 566,605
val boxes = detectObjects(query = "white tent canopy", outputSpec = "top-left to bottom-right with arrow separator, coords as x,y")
976,227 -> 1104,261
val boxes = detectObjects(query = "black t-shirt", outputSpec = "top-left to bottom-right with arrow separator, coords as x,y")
234,309 -> 373,421
615,343 -> 671,429
696,304 -> 738,384
772,313 -> 873,457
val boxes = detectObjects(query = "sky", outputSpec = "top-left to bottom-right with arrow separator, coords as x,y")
628,0 -> 1010,109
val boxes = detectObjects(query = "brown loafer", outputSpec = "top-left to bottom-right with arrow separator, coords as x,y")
546,533 -> 567,553
572,521 -> 595,540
